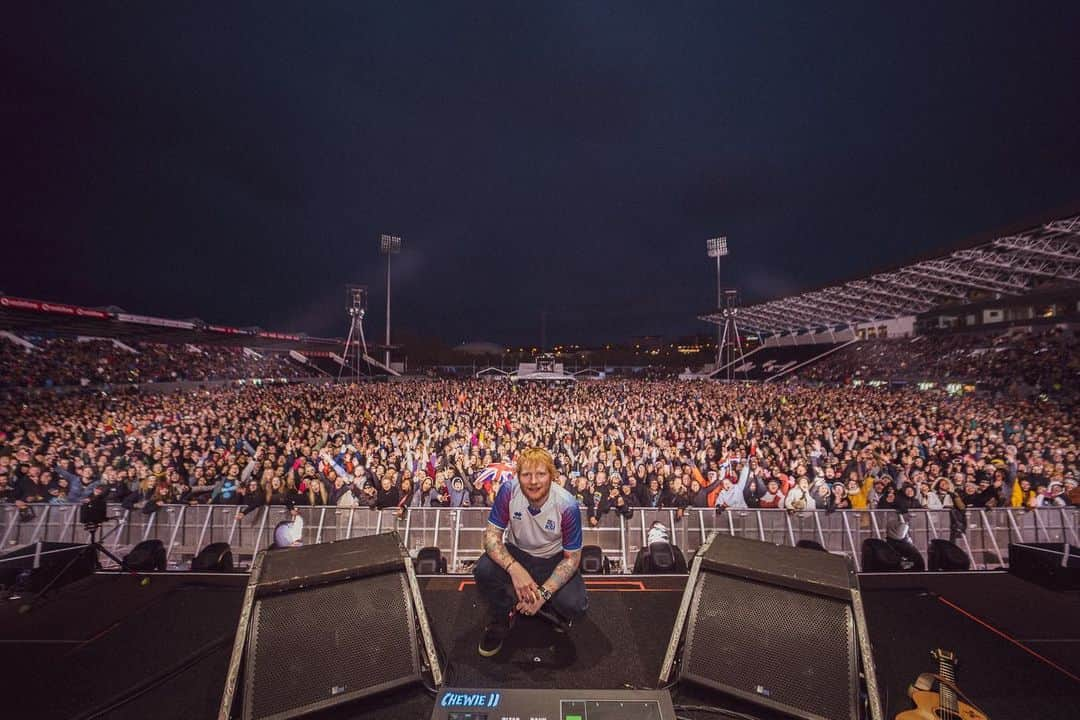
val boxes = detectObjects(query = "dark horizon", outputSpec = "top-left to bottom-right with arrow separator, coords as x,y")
4,2 -> 1080,347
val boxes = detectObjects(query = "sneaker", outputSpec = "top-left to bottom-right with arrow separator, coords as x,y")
478,612 -> 514,657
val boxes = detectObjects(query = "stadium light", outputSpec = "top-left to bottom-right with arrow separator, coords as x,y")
380,234 -> 402,369
706,237 -> 728,258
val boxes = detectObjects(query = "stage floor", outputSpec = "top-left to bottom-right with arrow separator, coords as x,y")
1,571 -> 1076,719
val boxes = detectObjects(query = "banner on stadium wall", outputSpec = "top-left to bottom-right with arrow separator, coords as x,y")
115,313 -> 195,329
258,331 -> 301,341
0,296 -> 111,319
208,325 -> 253,335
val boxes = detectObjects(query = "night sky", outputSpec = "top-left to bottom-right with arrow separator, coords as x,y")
4,2 -> 1079,347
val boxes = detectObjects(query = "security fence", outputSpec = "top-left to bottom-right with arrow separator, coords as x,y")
1,504 -> 1075,573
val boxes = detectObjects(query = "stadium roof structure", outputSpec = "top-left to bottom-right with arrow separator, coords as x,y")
0,294 -> 345,353
700,211 -> 1080,336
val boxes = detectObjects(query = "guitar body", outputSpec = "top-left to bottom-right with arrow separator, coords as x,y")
895,688 -> 985,720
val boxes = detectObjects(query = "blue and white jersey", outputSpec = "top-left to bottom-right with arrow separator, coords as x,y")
488,479 -> 583,559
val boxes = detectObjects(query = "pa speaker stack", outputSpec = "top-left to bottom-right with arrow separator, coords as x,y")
218,532 -> 442,720
660,534 -> 882,720
1009,541 -> 1080,591
0,541 -> 95,593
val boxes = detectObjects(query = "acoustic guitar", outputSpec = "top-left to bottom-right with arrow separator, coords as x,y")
895,648 -> 987,720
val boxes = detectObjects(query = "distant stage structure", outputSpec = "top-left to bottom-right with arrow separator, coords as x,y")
512,353 -> 576,382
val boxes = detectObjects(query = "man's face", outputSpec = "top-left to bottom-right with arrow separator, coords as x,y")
518,461 -> 552,505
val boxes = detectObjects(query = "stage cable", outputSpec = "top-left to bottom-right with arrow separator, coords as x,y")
936,593 -> 1080,683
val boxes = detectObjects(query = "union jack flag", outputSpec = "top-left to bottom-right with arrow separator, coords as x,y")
474,462 -> 515,492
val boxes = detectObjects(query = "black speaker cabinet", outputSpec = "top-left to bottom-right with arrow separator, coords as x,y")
192,542 -> 234,572
1009,542 -> 1080,591
219,532 -> 442,720
861,537 -> 902,572
0,541 -> 95,593
661,534 -> 882,720
928,539 -> 970,571
125,539 -> 167,572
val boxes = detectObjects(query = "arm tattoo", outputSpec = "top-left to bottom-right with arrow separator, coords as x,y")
483,524 -> 514,571
544,549 -> 581,593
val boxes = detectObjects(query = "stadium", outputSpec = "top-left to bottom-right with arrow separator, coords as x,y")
3,6 -> 1079,720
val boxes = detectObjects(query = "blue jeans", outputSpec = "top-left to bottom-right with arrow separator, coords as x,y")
473,544 -> 588,621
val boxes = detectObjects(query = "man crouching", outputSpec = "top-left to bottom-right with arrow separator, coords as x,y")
473,447 -> 588,657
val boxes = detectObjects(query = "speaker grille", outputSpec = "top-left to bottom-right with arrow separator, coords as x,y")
244,572 -> 419,720
682,571 -> 856,720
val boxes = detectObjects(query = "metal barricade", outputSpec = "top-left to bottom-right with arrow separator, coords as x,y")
2,503 -> 1076,573
450,508 -> 489,570
399,507 -> 444,555
41,504 -> 81,544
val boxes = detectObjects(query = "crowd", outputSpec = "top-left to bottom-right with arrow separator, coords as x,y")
0,337 -> 316,388
799,327 -> 1079,395
1,377 -> 1076,532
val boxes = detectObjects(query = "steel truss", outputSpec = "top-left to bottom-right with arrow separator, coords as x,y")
699,213 -> 1080,336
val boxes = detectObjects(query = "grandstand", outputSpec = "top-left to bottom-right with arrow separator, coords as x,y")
700,211 -> 1080,338
0,295 -> 401,386
698,211 -> 1080,390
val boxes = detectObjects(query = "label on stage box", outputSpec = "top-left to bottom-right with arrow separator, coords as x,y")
431,688 -> 676,720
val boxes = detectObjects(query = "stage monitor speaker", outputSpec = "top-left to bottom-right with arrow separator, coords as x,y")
580,545 -> 609,574
219,532 -> 442,720
633,542 -> 689,574
861,538 -> 903,572
125,539 -> 167,572
192,542 -> 234,572
928,539 -> 970,571
415,546 -> 447,574
0,542 -> 95,593
662,534 -> 881,720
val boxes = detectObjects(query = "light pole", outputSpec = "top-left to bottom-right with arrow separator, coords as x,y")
380,234 -> 401,370
706,237 -> 728,369
341,285 -> 368,383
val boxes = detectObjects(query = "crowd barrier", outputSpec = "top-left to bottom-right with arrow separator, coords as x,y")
1,504 -> 1075,573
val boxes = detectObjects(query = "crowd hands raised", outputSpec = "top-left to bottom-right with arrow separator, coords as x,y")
1,379 -> 1077,525
0,338 -> 315,389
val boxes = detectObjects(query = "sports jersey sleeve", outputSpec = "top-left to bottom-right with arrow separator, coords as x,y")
488,481 -> 513,529
561,503 -> 583,551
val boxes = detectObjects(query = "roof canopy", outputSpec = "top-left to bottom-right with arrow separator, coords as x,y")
700,213 -> 1080,336
0,296 -> 343,352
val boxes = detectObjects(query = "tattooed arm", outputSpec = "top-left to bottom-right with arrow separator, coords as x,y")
482,522 -> 515,571
541,549 -> 581,594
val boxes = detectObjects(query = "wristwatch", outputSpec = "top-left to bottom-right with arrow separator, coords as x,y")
537,585 -> 552,601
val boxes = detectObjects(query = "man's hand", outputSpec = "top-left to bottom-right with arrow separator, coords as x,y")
508,562 -> 539,606
515,593 -> 546,616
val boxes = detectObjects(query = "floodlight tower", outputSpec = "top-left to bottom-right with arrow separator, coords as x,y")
706,237 -> 728,370
706,237 -> 749,382
380,234 -> 402,370
341,285 -> 369,383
